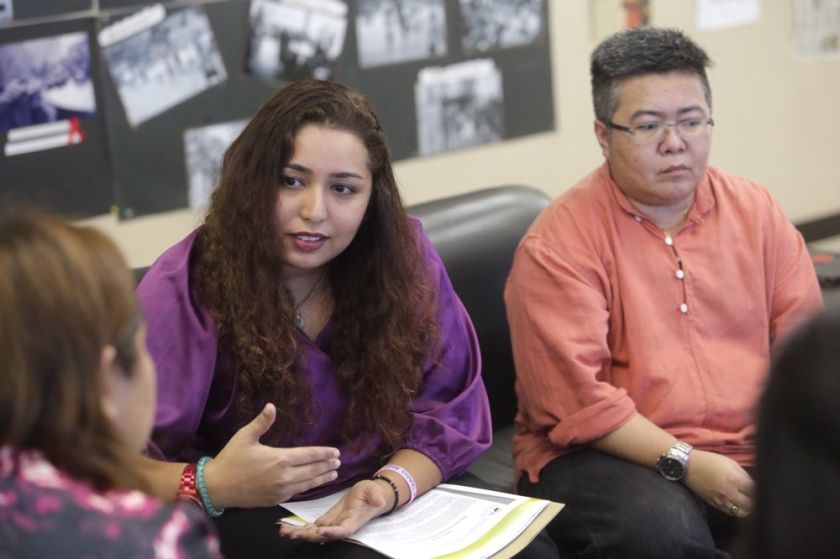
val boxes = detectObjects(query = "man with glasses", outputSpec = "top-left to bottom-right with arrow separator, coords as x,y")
505,27 -> 822,557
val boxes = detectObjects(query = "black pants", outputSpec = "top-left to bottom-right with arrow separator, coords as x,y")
213,472 -> 560,558
518,449 -> 744,559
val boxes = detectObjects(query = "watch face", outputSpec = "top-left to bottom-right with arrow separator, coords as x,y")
658,457 -> 685,481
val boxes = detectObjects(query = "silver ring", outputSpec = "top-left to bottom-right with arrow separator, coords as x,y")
728,504 -> 739,516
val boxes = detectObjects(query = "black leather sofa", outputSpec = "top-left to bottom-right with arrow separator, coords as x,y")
409,185 -> 551,490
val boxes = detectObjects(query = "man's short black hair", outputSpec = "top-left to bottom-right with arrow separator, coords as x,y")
591,27 -> 713,123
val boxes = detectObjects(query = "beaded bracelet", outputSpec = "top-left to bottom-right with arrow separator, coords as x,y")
377,464 -> 417,505
196,456 -> 224,518
371,474 -> 400,515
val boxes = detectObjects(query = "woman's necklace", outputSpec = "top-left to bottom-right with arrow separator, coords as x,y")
293,270 -> 326,330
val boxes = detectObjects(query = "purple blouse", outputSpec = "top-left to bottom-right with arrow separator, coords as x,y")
137,220 -> 491,500
0,447 -> 221,558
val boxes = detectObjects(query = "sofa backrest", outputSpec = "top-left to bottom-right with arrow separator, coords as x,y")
409,185 -> 551,431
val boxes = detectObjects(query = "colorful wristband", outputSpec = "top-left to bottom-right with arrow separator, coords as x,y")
196,456 -> 224,517
371,474 -> 400,515
377,464 -> 417,505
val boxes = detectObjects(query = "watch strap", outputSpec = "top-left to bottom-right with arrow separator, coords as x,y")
670,440 -> 693,460
176,463 -> 204,511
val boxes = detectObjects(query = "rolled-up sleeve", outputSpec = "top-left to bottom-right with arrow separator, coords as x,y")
763,194 -> 823,343
404,228 -> 492,480
505,236 -> 636,456
137,231 -> 219,461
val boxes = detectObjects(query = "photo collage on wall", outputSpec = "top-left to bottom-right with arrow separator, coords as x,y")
0,0 -> 555,220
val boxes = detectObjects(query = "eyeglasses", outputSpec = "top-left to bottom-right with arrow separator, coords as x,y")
606,118 -> 715,144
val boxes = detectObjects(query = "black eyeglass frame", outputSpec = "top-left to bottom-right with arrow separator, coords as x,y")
605,118 -> 715,140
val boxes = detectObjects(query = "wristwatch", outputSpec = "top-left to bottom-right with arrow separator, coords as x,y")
656,441 -> 693,481
175,463 -> 204,511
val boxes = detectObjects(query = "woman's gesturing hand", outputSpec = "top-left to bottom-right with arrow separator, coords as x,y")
278,479 -> 392,542
204,403 -> 341,508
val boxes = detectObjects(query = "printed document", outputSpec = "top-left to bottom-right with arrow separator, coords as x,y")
280,483 -> 562,559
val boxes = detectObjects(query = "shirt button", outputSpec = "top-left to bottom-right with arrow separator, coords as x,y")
634,215 -> 642,222
676,269 -> 685,279
679,303 -> 689,313
665,236 -> 674,246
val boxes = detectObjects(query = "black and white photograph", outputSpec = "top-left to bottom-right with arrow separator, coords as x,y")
415,58 -> 503,156
0,31 -> 96,133
99,5 -> 227,127
0,0 -> 12,24
247,0 -> 348,82
459,0 -> 545,53
355,0 -> 447,68
183,119 -> 247,210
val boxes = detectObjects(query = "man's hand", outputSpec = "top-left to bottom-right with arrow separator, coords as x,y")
204,403 -> 341,508
683,449 -> 754,517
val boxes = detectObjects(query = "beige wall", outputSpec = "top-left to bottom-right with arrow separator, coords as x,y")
83,1 -> 840,268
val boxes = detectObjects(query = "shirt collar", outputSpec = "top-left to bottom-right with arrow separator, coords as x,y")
601,163 -> 715,226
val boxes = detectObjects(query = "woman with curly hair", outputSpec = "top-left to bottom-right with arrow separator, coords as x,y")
137,79 -> 495,557
0,212 -> 220,558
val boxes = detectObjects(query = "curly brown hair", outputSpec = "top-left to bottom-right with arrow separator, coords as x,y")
197,79 -> 438,451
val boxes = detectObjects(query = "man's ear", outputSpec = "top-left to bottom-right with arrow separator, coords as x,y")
594,119 -> 610,158
98,345 -> 120,422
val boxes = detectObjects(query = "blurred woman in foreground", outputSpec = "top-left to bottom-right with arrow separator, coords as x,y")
0,212 -> 220,558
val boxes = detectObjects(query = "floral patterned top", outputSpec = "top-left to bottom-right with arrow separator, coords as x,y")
0,446 -> 221,558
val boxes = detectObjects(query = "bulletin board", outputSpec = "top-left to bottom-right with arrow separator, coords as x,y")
0,0 -> 555,220
0,15 -> 112,217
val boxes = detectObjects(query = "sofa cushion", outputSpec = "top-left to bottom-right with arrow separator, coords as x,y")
409,185 -> 550,433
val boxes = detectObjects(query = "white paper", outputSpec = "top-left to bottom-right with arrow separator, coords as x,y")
0,0 -> 13,24
697,0 -> 760,31
282,484 -> 549,559
795,0 -> 840,58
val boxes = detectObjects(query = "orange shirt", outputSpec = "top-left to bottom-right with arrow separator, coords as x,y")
505,164 -> 823,483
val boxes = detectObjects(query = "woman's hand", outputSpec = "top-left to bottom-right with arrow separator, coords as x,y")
204,403 -> 341,508
683,449 -> 755,518
279,479 -> 392,542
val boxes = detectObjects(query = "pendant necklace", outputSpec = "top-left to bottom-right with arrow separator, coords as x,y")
293,270 -> 326,330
